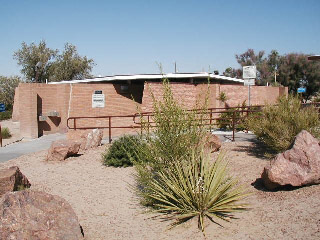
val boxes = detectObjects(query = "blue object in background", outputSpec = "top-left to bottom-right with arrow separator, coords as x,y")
0,103 -> 5,112
297,87 -> 306,93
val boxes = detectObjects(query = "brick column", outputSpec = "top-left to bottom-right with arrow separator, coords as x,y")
19,84 -> 38,139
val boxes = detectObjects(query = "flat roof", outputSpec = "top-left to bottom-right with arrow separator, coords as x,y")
308,55 -> 320,60
48,72 -> 244,84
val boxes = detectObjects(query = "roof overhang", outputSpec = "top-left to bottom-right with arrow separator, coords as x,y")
308,55 -> 320,60
48,72 -> 244,84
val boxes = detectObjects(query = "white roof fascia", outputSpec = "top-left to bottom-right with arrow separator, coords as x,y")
48,72 -> 244,84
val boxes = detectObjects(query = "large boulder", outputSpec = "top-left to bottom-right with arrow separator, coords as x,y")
0,190 -> 83,239
80,128 -> 103,150
0,166 -> 31,198
262,130 -> 320,190
47,139 -> 81,161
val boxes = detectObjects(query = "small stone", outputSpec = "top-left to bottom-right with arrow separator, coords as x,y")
80,129 -> 103,150
204,133 -> 222,152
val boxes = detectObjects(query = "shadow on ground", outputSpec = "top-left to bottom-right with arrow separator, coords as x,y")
251,178 -> 302,192
233,138 -> 277,160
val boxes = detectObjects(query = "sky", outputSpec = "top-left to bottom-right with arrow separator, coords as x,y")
0,0 -> 319,78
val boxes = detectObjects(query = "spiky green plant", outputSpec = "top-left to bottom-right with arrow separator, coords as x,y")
133,79 -> 249,232
145,151 -> 248,232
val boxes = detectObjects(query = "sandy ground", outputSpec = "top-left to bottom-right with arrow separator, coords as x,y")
0,141 -> 320,240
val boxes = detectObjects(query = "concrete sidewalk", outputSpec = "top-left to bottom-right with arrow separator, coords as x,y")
0,133 -> 66,163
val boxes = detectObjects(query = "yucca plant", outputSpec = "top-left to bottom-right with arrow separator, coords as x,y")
145,151 -> 248,232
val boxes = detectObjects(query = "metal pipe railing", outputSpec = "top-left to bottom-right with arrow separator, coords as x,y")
66,106 -> 263,143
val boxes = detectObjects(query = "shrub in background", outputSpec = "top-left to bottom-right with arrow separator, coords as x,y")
0,110 -> 12,121
102,135 -> 146,167
1,127 -> 12,139
247,95 -> 320,153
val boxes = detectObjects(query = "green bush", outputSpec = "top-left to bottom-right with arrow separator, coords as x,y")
102,135 -> 146,167
133,79 -> 248,231
0,110 -> 12,121
1,127 -> 12,139
247,95 -> 320,153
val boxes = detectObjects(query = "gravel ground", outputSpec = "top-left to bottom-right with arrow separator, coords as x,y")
0,141 -> 319,240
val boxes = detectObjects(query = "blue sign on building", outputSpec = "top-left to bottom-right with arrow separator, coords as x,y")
297,87 -> 306,93
0,103 -> 5,112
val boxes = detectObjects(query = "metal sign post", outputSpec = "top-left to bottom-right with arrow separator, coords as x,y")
243,66 -> 256,107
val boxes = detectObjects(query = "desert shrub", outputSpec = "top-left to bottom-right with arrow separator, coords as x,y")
0,110 -> 12,121
247,95 -> 320,153
1,127 -> 12,139
144,151 -> 248,232
102,135 -> 146,167
133,79 -> 248,231
216,101 -> 247,130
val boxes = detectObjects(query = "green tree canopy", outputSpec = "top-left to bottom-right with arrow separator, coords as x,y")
13,40 -> 57,83
50,43 -> 95,81
0,76 -> 22,108
228,49 -> 320,97
13,41 -> 95,82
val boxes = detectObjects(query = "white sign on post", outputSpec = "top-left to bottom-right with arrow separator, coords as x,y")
243,66 -> 257,79
243,66 -> 257,107
244,79 -> 255,86
92,93 -> 105,108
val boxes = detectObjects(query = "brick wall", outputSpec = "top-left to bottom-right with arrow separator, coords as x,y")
219,85 -> 288,107
12,86 -> 20,122
13,81 -> 287,140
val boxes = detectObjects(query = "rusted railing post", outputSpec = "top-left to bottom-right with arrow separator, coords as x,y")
209,109 -> 213,131
232,111 -> 235,142
147,115 -> 150,134
108,116 -> 112,144
0,124 -> 2,147
74,118 -> 76,130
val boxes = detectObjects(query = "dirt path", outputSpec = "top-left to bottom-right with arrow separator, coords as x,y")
0,142 -> 319,240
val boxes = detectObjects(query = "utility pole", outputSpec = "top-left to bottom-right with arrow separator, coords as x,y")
174,62 -> 177,73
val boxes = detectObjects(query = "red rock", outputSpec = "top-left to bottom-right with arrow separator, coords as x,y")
262,130 -> 320,190
0,190 -> 83,239
47,139 -> 81,161
203,133 -> 221,152
0,166 -> 31,198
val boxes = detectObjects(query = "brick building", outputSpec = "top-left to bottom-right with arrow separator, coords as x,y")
12,72 -> 287,140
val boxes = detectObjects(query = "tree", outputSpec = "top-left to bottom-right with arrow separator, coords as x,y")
235,49 -> 269,85
50,43 -> 95,81
13,41 -> 95,82
223,67 -> 242,78
0,76 -> 22,109
277,53 -> 320,97
13,40 -> 58,82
